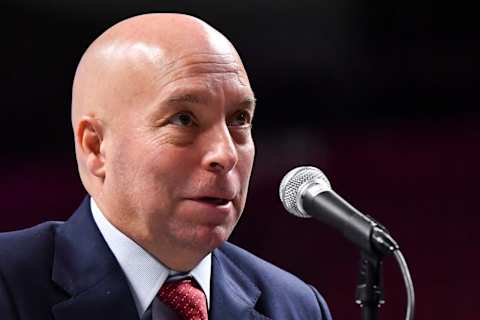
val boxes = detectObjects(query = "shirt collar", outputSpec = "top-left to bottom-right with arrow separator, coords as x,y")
90,197 -> 211,317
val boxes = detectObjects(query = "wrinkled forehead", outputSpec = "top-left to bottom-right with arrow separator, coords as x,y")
85,43 -> 250,121
158,52 -> 250,88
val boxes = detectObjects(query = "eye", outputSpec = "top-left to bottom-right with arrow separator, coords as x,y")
169,112 -> 196,127
228,110 -> 252,127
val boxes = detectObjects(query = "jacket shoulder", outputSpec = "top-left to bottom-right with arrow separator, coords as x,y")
0,221 -> 62,276
217,241 -> 332,319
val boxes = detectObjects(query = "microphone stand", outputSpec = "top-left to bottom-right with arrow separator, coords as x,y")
355,251 -> 385,320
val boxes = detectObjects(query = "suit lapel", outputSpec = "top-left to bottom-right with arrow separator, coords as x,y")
210,248 -> 271,320
51,197 -> 138,320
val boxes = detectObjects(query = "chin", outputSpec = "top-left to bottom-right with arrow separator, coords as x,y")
207,226 -> 232,250
181,224 -> 233,254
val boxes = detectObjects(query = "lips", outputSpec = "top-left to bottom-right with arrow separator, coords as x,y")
185,192 -> 234,206
182,194 -> 235,220
197,197 -> 230,205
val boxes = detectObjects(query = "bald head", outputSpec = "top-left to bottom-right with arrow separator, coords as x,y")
72,13 -> 250,194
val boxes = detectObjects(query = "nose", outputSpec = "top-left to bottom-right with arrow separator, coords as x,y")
201,124 -> 238,174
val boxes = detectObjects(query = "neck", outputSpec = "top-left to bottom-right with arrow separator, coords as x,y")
141,239 -> 207,272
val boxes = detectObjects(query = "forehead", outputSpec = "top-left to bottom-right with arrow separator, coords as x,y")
156,52 -> 250,87
148,52 -> 254,105
103,40 -> 254,118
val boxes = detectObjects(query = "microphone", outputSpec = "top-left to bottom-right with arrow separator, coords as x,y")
279,166 -> 399,256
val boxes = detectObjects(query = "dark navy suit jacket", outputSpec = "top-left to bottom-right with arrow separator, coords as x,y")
0,197 -> 332,319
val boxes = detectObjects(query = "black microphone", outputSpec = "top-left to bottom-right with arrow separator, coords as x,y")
279,166 -> 399,256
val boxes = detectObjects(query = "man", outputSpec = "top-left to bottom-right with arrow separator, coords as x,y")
0,13 -> 332,319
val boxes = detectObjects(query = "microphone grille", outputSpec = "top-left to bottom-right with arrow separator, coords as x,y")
279,166 -> 331,218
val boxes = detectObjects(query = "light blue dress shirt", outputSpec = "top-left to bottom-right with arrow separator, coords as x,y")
90,198 -> 211,319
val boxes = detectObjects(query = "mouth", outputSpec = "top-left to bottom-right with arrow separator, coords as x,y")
196,197 -> 230,206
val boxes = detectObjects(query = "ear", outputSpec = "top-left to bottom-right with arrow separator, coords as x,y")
76,116 -> 106,179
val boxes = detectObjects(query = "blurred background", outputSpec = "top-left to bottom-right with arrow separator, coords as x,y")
1,1 -> 478,318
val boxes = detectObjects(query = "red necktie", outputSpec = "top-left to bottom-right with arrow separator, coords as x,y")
158,278 -> 208,320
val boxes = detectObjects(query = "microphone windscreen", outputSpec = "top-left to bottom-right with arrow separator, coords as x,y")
279,166 -> 331,218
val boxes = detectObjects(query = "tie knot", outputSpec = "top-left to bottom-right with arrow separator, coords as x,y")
158,278 -> 208,320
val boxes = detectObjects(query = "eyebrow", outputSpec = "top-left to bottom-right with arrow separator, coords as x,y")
166,94 -> 204,105
240,97 -> 257,111
165,94 -> 256,111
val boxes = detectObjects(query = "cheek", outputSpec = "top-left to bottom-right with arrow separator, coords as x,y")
237,141 -> 255,191
240,140 -> 255,172
106,134 -> 158,191
105,135 -> 134,179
